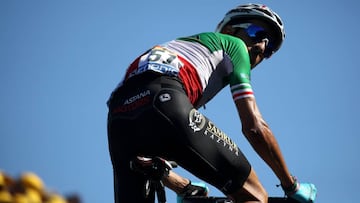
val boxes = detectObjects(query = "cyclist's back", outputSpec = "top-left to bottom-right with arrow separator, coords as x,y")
115,32 -> 252,109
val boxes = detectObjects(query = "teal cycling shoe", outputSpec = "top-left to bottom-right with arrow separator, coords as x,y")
177,181 -> 209,203
288,182 -> 317,203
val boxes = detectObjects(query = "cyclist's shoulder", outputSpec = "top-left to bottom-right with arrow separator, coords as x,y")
176,32 -> 247,56
178,32 -> 244,44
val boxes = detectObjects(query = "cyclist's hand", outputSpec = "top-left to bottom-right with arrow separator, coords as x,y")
287,182 -> 317,203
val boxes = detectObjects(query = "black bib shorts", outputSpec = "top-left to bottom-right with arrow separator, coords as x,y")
107,73 -> 251,203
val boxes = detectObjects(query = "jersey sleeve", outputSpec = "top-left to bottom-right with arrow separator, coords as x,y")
176,32 -> 254,102
219,34 -> 254,101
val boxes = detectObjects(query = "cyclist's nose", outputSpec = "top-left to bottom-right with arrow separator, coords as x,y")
255,40 -> 267,54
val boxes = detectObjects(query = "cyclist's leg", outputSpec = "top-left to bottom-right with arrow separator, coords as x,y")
113,159 -> 156,203
163,169 -> 267,203
107,74 -> 201,202
107,74 -> 164,203
152,84 -> 268,203
108,118 -> 156,203
227,168 -> 268,203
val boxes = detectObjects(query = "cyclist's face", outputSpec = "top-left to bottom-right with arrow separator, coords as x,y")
221,20 -> 275,68
233,28 -> 267,68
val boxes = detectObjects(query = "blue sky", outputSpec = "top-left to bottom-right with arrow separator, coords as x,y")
1,1 -> 359,203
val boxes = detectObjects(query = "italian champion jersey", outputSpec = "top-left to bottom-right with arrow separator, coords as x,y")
121,32 -> 254,108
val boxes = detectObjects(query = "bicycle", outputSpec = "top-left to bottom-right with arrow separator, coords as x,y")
130,156 -> 301,203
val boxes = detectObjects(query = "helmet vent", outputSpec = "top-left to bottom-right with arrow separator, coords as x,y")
254,8 -> 272,17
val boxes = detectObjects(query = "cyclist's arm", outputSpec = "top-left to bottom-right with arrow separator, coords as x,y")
235,97 -> 294,188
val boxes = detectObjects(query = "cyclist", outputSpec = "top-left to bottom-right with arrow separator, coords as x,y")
107,3 -> 317,203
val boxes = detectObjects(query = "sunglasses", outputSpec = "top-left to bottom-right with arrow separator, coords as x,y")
232,23 -> 274,58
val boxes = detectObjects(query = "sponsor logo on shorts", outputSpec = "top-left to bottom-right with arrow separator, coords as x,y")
204,121 -> 239,156
188,109 -> 206,132
112,90 -> 151,113
159,93 -> 171,102
124,90 -> 151,105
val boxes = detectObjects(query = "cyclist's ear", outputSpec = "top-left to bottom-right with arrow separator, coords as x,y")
220,25 -> 234,34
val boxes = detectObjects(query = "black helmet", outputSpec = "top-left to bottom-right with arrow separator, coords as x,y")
216,3 -> 285,55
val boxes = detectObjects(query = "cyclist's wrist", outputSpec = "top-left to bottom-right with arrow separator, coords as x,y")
281,176 -> 299,195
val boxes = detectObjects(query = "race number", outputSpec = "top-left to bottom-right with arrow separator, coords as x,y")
128,46 -> 184,78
